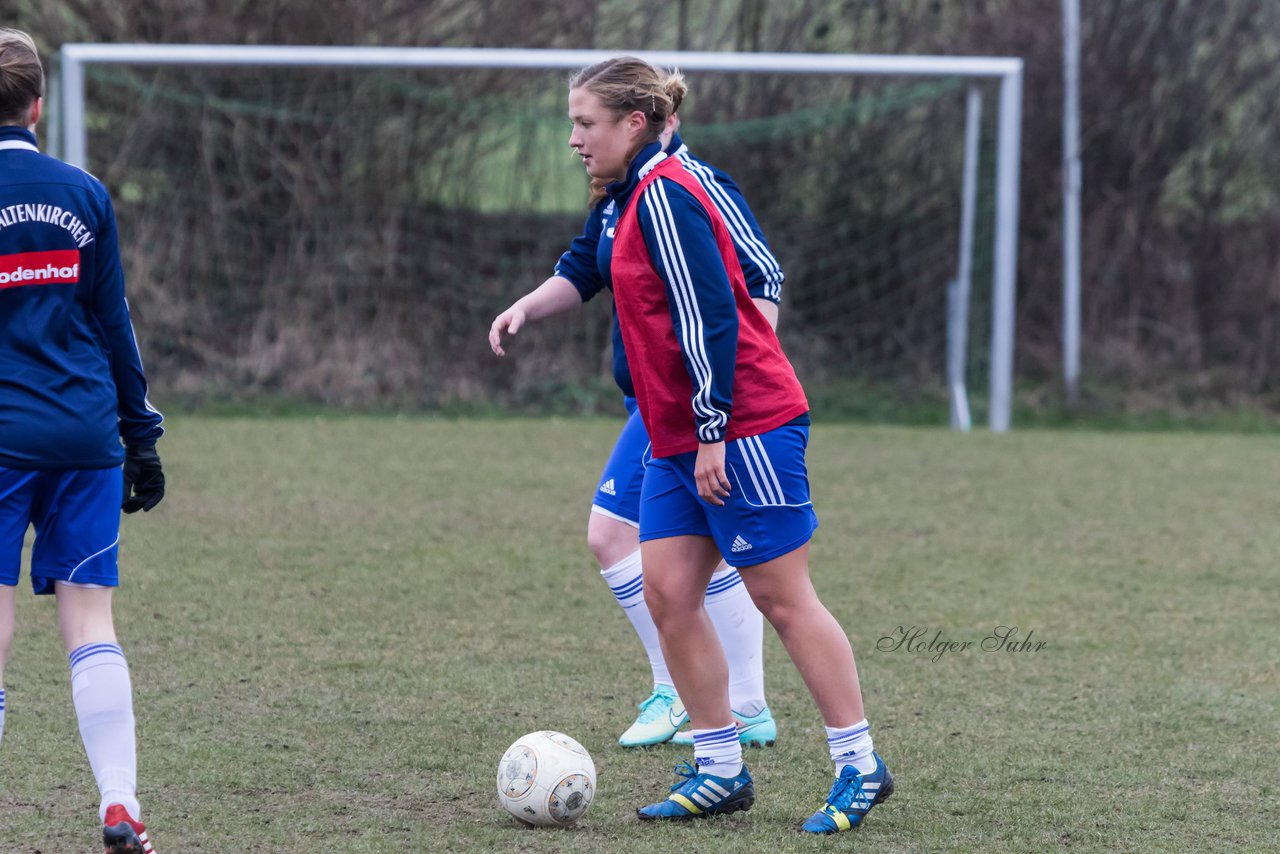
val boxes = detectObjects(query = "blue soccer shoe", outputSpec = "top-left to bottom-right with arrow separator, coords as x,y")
636,760 -> 755,821
801,753 -> 894,834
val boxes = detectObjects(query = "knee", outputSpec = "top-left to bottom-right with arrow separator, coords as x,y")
643,580 -> 695,630
748,589 -> 801,633
642,582 -> 672,626
586,515 -> 638,568
585,524 -> 613,565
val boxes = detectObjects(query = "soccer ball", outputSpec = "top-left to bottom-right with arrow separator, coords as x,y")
497,730 -> 596,827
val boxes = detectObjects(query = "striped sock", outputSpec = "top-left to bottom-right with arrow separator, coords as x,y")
601,550 -> 672,687
69,643 -> 140,822
1,688 -> 6,746
827,720 -> 876,776
704,567 -> 767,718
692,724 -> 743,778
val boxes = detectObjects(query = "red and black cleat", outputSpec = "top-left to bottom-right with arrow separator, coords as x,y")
102,803 -> 156,854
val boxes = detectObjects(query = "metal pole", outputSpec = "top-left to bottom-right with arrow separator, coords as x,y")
1063,0 -> 1082,404
59,44 -> 1024,78
949,86 -> 983,432
989,66 -> 1023,432
45,54 -> 61,160
60,48 -> 86,169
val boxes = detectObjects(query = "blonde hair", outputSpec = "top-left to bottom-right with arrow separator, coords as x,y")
569,56 -> 688,206
0,28 -> 42,125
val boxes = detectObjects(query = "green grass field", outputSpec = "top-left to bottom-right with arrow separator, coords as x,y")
3,418 -> 1277,852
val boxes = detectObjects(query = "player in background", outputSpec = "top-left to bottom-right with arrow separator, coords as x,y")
0,28 -> 164,854
490,113 -> 781,749
493,56 -> 893,834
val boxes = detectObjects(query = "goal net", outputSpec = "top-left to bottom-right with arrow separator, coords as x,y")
56,49 -> 1015,423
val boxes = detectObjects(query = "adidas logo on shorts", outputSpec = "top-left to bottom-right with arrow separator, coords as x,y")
731,535 -> 753,553
600,479 -> 617,496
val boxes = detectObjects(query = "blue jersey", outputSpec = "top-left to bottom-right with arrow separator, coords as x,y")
554,134 -> 782,397
0,126 -> 162,470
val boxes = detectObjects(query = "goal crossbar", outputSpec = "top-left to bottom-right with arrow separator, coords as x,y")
56,44 -> 1023,431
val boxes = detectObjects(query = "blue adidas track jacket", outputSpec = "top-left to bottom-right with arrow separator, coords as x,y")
0,126 -> 163,470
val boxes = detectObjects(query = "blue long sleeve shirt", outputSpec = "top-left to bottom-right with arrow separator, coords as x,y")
0,126 -> 162,470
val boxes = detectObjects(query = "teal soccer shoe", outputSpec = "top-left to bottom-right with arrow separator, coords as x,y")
670,706 -> 777,747
801,753 -> 894,834
618,685 -> 687,747
636,760 -> 755,821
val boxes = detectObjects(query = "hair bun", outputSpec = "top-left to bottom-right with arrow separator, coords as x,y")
664,71 -> 688,114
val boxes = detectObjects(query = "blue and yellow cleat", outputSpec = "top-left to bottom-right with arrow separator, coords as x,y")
619,685 -> 687,747
670,706 -> 777,747
636,760 -> 755,821
801,753 -> 894,834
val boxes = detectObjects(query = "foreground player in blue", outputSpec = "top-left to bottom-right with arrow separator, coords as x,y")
0,28 -> 163,854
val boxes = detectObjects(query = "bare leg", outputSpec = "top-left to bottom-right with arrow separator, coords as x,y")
739,544 -> 865,726
0,584 -> 14,683
56,583 -> 117,653
640,535 -> 732,730
586,511 -> 640,570
1,584 -> 14,744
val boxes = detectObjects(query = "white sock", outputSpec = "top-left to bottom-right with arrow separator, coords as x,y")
827,720 -> 877,776
69,643 -> 140,822
704,567 -> 766,717
692,724 -> 743,778
600,550 -> 672,689
1,688 -> 6,746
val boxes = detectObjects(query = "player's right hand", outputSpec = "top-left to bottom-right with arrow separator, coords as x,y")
489,306 -> 527,357
695,441 -> 731,506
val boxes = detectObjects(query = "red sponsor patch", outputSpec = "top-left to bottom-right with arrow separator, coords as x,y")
0,250 -> 81,288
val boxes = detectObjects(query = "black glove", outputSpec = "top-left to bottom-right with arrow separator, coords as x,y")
122,444 -> 165,513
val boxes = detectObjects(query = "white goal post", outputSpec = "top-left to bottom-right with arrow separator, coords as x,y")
54,44 -> 1023,431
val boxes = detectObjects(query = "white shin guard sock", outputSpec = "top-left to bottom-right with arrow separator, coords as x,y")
69,643 -> 140,821
704,566 -> 767,717
827,720 -> 877,776
692,724 -> 744,778
600,549 -> 672,689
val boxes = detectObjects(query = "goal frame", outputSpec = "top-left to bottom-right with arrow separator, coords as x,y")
54,44 -> 1024,431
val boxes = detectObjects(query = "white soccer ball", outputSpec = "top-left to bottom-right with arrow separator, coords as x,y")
497,730 -> 597,827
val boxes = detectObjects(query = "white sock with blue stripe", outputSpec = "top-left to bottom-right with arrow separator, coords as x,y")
600,550 -> 673,688
692,724 -> 743,778
1,688 -> 6,746
69,642 -> 140,822
827,720 -> 877,776
704,566 -> 767,717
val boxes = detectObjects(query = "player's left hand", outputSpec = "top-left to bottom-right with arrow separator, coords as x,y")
695,441 -> 731,506
122,444 -> 166,513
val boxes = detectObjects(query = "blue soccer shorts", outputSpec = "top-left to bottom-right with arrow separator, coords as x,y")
591,397 -> 650,526
638,421 -> 820,568
0,466 -> 122,595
